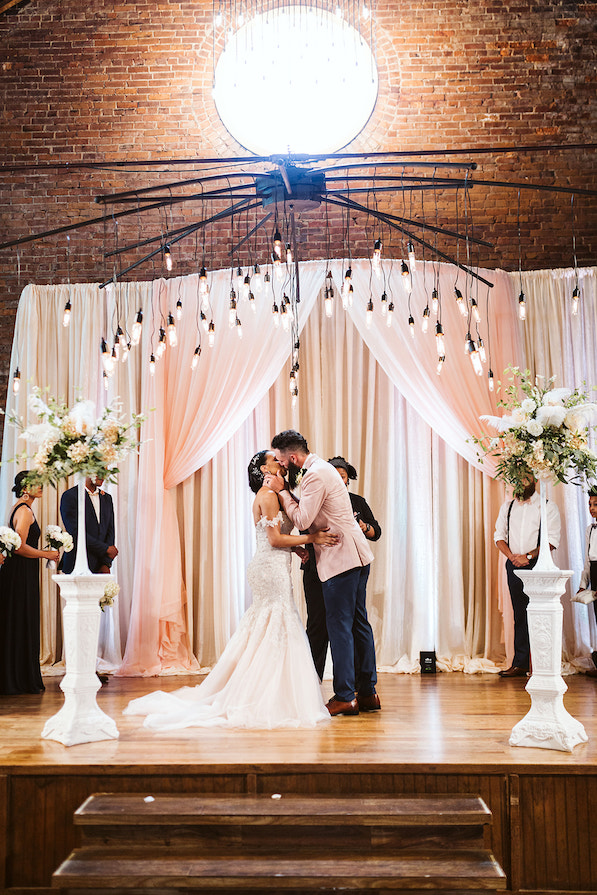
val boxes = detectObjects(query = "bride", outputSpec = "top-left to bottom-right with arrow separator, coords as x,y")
124,450 -> 337,729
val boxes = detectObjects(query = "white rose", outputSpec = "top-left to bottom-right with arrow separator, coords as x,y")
521,398 -> 536,414
526,419 -> 544,437
511,407 -> 528,425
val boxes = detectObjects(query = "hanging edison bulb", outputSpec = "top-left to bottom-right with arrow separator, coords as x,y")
400,260 -> 412,296
167,313 -> 178,347
285,243 -> 293,264
281,300 -> 290,331
235,316 -> 243,339
248,291 -> 256,312
436,355 -> 446,375
380,291 -> 388,317
176,298 -> 183,320
229,291 -> 237,327
157,328 -> 167,358
236,266 -> 244,292
468,340 -> 483,376
435,322 -> 445,355
372,238 -> 382,275
291,386 -> 299,409
386,301 -> 394,328
131,309 -> 143,345
12,367 -> 20,394
121,341 -> 130,363
103,370 -> 109,391
488,369 -> 495,392
289,370 -> 297,393
478,337 -> 487,363
454,287 -> 467,317
347,283 -> 354,307
431,288 -> 439,315
242,275 -> 251,300
112,335 -> 120,364
272,301 -> 280,328
252,264 -> 263,293
199,267 -> 209,297
422,306 -> 430,333
366,298 -> 374,329
149,353 -> 156,376
101,338 -> 113,373
518,291 -> 527,320
572,285 -> 580,316
208,321 -> 215,347
324,287 -> 333,318
273,227 -> 282,258
342,267 -> 352,299
200,310 -> 208,333
407,241 -> 416,272
191,345 -> 201,370
408,314 -> 415,338
163,245 -> 173,272
470,298 -> 481,323
63,299 -> 72,328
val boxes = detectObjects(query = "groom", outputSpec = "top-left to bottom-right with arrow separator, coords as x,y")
265,429 -> 379,716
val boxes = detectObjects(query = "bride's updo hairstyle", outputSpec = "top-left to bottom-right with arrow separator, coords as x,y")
248,450 -> 270,494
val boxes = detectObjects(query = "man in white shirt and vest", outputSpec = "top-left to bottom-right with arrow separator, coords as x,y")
494,475 -> 561,677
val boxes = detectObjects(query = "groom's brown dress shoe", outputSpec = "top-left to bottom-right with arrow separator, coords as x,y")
498,665 -> 528,678
357,693 -> 381,712
326,697 -> 359,716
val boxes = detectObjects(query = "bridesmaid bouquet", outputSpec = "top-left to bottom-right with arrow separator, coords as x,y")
0,525 -> 21,558
45,524 -> 74,570
100,581 -> 120,612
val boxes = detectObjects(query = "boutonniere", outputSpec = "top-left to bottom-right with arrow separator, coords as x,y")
294,468 -> 305,487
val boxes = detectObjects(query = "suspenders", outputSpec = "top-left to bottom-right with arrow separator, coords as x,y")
506,499 -> 542,551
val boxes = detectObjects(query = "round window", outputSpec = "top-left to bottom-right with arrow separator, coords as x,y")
212,6 -> 379,156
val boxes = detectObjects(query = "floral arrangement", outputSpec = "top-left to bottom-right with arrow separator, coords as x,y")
0,525 -> 21,558
473,367 -> 597,494
45,525 -> 74,554
100,580 -> 120,612
8,388 -> 143,489
44,524 -> 74,569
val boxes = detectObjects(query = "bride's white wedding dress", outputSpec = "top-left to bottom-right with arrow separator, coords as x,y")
124,512 -> 329,730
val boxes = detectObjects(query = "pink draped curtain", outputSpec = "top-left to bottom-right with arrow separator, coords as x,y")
119,259 -> 522,674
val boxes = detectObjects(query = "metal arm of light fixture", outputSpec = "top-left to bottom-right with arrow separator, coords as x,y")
331,191 -> 493,248
95,170 -> 275,204
99,199 -> 261,288
229,212 -> 273,257
105,197 -> 259,259
323,195 -> 494,289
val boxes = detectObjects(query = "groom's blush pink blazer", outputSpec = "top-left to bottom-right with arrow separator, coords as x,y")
277,453 -> 374,582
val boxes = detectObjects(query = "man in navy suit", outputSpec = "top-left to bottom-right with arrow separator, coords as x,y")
60,476 -> 118,575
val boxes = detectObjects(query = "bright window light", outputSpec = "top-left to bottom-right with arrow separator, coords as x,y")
212,6 -> 378,156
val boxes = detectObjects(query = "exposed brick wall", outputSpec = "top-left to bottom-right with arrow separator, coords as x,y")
1,0 -> 596,428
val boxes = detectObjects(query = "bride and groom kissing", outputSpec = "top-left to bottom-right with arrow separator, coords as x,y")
125,429 -> 379,730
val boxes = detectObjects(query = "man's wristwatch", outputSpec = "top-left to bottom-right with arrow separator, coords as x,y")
526,552 -> 534,561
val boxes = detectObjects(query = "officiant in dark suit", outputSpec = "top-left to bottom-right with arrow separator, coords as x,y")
60,476 -> 118,574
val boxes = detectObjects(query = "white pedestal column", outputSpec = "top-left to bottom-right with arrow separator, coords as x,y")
41,574 -> 119,747
509,567 -> 588,752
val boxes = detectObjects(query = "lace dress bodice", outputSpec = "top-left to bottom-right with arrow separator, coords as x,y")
247,511 -> 294,609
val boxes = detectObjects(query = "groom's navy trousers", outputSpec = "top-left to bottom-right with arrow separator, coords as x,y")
321,564 -> 377,702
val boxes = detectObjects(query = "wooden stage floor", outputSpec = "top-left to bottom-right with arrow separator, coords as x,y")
1,671 -> 597,893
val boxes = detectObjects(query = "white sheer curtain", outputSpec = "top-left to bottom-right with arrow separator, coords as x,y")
175,292 -> 507,671
3,263 -> 595,676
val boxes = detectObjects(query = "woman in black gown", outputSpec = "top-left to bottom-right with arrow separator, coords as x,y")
0,471 -> 59,696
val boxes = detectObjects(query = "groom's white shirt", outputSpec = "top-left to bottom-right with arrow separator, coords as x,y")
277,453 -> 374,582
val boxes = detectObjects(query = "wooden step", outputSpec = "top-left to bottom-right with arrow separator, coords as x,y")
53,848 -> 507,890
52,793 -> 506,893
74,792 -> 494,827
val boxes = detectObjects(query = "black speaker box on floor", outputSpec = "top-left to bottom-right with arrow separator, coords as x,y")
420,650 -> 437,673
